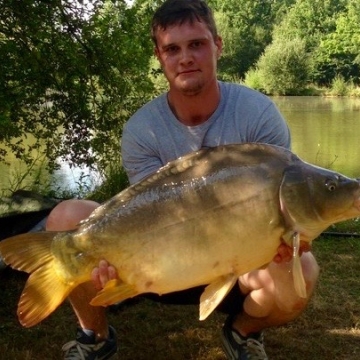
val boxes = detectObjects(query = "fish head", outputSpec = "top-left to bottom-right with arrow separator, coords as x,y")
280,160 -> 360,241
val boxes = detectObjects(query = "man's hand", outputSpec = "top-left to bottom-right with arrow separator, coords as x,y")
273,241 -> 312,263
91,260 -> 118,290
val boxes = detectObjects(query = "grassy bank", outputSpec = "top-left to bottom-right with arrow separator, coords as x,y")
241,73 -> 360,97
1,233 -> 359,359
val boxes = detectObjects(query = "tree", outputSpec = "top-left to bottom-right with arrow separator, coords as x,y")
255,36 -> 310,95
271,0 -> 352,84
273,0 -> 347,49
312,0 -> 360,84
0,0 -> 154,172
211,0 -> 284,79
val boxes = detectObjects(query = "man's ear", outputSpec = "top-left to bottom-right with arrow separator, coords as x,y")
154,46 -> 163,67
154,46 -> 159,58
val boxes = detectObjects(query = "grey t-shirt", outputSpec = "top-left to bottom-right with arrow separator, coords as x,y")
121,82 -> 291,184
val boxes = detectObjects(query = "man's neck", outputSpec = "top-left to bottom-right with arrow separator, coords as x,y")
167,82 -> 220,126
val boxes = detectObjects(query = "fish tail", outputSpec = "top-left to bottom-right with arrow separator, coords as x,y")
0,232 -> 77,327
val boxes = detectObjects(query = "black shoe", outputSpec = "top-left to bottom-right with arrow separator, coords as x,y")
221,316 -> 268,360
62,326 -> 117,360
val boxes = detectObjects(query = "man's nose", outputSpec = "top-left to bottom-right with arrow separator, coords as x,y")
179,48 -> 194,64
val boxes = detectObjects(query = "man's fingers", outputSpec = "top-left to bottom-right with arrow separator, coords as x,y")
274,240 -> 312,264
98,259 -> 110,287
91,260 -> 119,290
91,267 -> 102,290
108,265 -> 118,280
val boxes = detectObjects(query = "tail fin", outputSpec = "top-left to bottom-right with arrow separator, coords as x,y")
0,232 -> 77,327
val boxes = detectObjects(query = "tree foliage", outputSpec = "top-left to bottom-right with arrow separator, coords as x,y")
312,0 -> 360,84
240,0 -> 358,88
211,0 -> 285,79
0,0 -> 154,171
273,0 -> 347,47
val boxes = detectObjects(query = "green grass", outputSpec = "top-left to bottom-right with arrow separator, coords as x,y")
1,234 -> 360,359
328,219 -> 360,235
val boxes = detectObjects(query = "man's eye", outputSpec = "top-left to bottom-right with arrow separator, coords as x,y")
165,46 -> 178,53
191,41 -> 202,48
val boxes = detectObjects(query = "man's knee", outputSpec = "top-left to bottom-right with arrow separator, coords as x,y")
301,251 -> 320,295
239,252 -> 319,315
275,252 -> 319,313
46,199 -> 100,231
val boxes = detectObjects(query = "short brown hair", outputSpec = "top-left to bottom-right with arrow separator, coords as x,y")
151,0 -> 218,45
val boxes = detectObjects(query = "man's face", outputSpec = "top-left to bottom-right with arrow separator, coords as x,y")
154,20 -> 222,96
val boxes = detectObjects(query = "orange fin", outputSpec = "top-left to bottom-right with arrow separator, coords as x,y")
18,262 -> 76,327
0,232 -> 54,273
90,279 -> 139,306
199,274 -> 237,320
0,232 -> 77,327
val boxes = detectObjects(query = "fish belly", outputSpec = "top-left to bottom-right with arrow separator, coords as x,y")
100,198 -> 283,297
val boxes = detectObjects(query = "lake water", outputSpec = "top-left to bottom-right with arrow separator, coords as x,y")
0,144 -> 98,197
0,96 -> 359,195
273,96 -> 360,178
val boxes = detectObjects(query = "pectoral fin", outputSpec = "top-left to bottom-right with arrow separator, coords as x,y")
90,279 -> 139,306
292,233 -> 306,298
199,274 -> 237,321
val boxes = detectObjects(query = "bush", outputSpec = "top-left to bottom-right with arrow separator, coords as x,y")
88,160 -> 129,203
243,68 -> 265,92
255,37 -> 310,95
330,74 -> 348,96
349,86 -> 360,97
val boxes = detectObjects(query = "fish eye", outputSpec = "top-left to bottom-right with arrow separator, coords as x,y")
325,179 -> 337,192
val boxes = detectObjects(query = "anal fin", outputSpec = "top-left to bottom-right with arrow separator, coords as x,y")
199,274 -> 237,321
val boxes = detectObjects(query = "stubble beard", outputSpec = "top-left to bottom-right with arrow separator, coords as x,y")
176,78 -> 204,96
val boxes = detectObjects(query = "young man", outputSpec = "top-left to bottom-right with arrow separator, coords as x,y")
48,1 -> 319,359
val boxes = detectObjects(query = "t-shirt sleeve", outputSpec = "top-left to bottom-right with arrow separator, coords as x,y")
251,101 -> 291,150
121,122 -> 163,185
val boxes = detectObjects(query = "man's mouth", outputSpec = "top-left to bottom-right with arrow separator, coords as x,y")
178,69 -> 199,76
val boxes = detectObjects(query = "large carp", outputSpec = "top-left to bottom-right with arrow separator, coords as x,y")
1,143 -> 360,328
